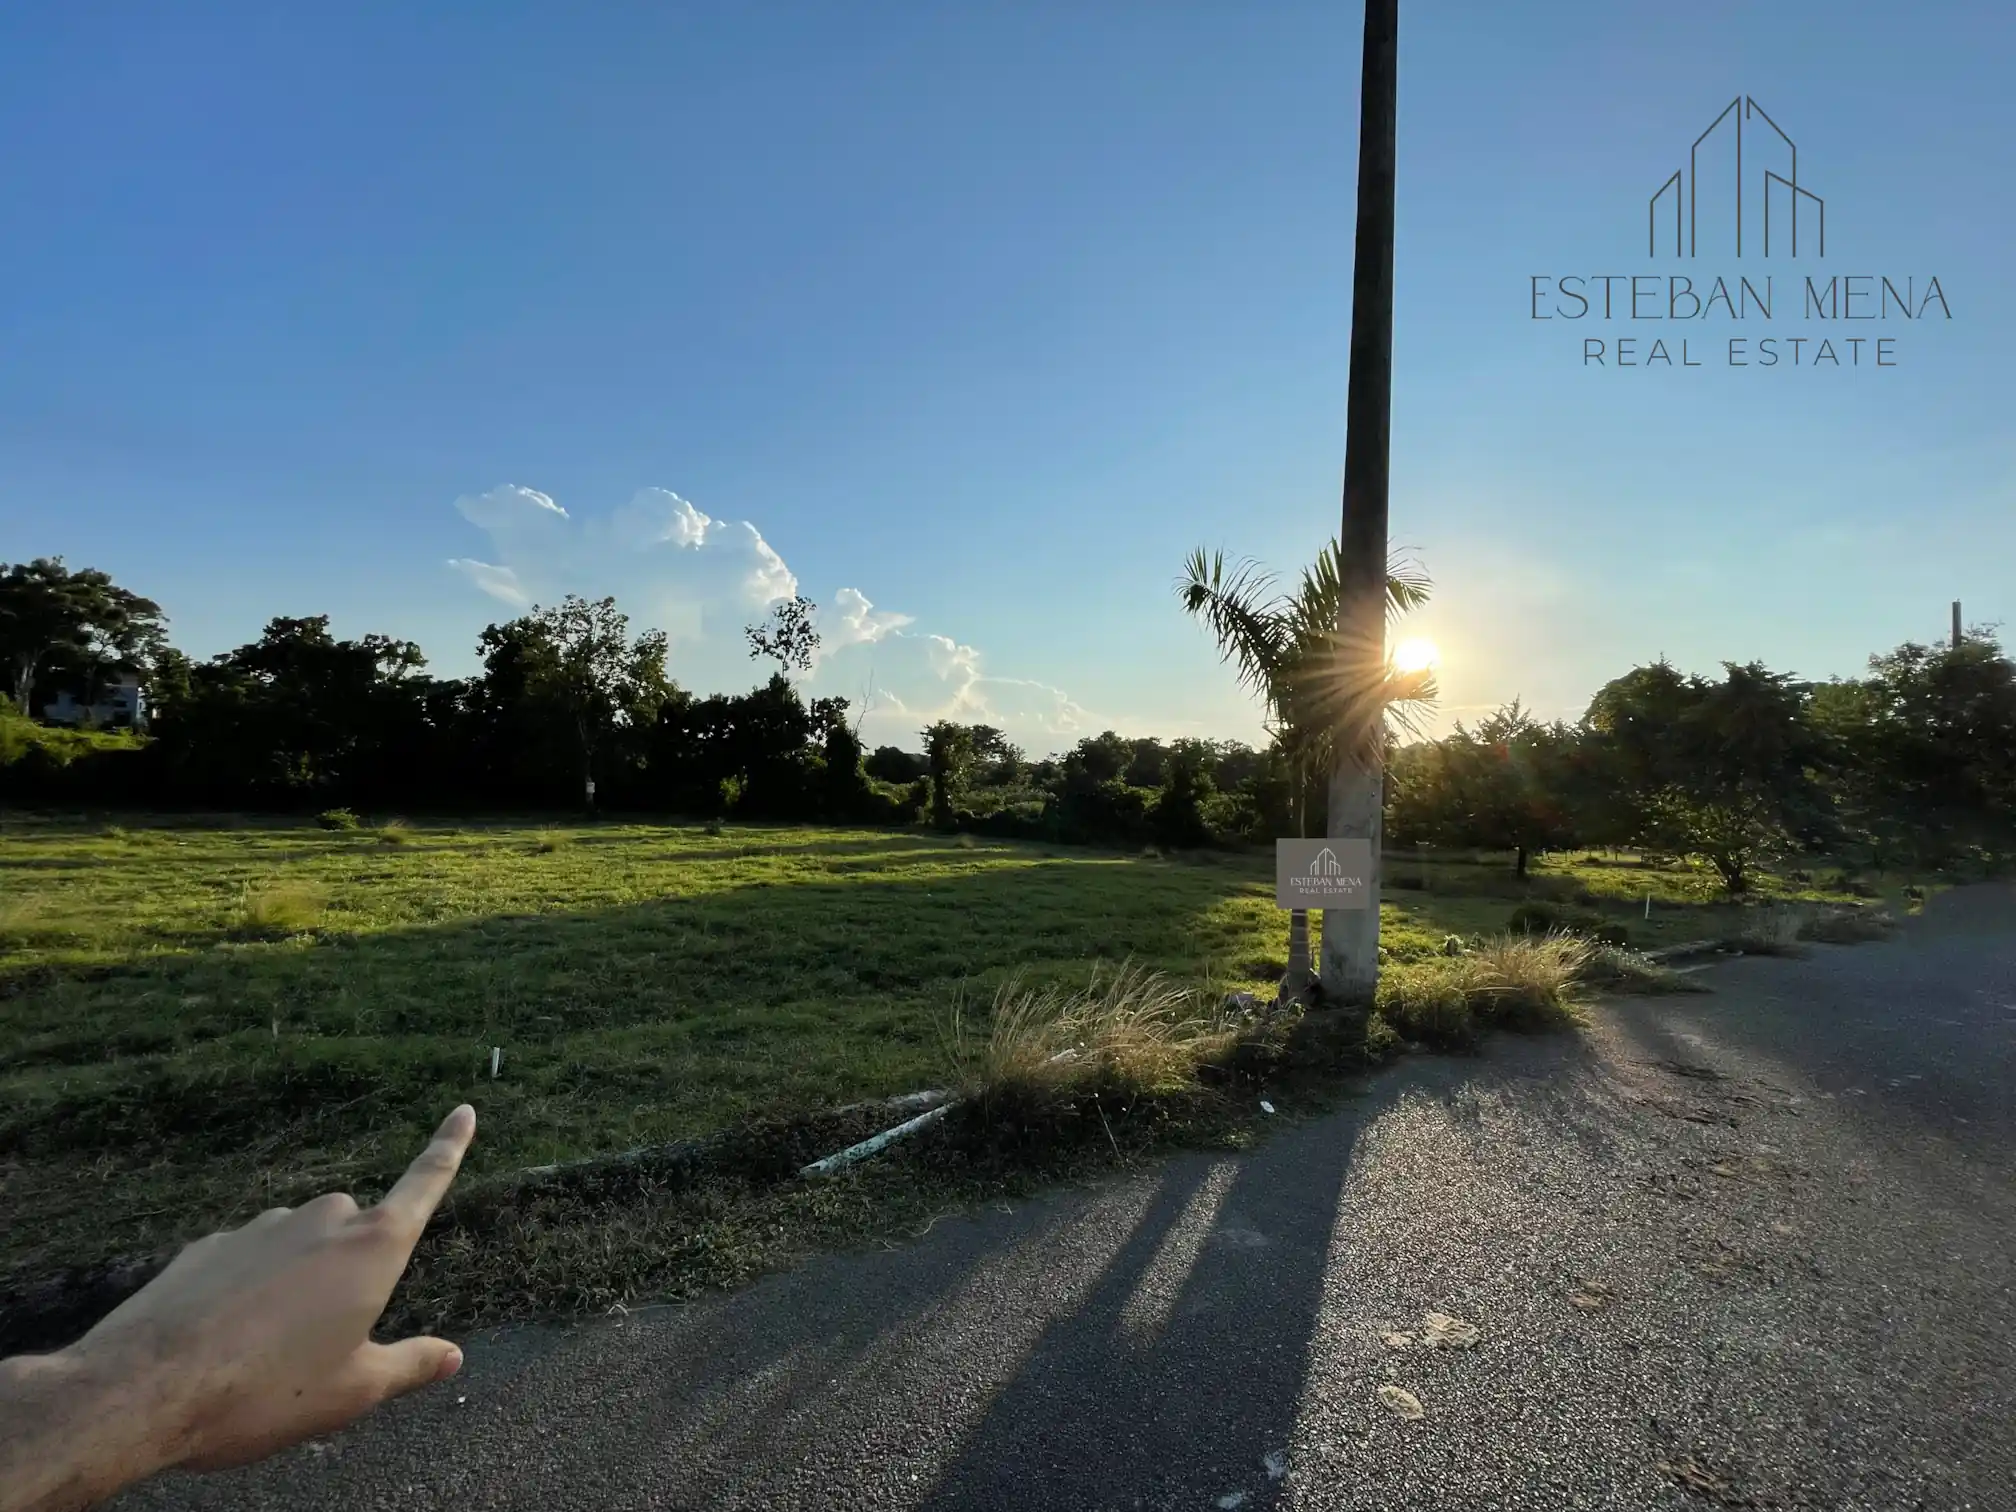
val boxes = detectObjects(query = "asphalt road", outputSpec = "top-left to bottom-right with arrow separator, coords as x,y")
115,884 -> 2016,1512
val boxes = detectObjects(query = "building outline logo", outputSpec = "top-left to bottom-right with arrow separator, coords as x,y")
1649,95 -> 1825,259
1274,839 -> 1372,910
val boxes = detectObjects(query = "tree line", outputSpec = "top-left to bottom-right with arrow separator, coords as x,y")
3,556 -> 2012,884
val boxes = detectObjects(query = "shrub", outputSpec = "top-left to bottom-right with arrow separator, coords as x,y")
377,818 -> 412,845
969,800 -> 1047,842
316,808 -> 361,831
1506,901 -> 1564,934
532,831 -> 568,854
1050,780 -> 1153,847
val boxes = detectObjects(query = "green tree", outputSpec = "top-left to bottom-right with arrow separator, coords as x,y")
1388,701 -> 1578,877
1810,633 -> 2016,870
149,616 -> 445,802
812,694 -> 872,816
0,558 -> 166,719
1583,659 -> 1833,893
1060,730 -> 1134,789
516,595 -> 672,806
921,720 -> 978,828
968,725 -> 1025,786
745,595 -> 820,675
865,745 -> 929,783
1150,737 -> 1217,848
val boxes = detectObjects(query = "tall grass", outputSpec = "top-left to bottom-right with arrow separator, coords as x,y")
1731,904 -> 1807,955
0,898 -> 76,953
1797,904 -> 1897,944
1580,942 -> 1709,995
238,882 -> 330,937
1376,932 -> 1593,1049
944,962 -> 1240,1107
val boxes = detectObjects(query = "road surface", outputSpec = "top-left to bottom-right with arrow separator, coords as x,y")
114,884 -> 2016,1511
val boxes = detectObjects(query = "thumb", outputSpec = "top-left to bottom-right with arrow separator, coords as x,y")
359,1335 -> 465,1403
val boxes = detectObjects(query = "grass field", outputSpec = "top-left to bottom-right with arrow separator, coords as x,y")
0,813 -> 1886,1337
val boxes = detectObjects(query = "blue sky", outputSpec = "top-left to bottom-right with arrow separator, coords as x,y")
2,0 -> 2010,754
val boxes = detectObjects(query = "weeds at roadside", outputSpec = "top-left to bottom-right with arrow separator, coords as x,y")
1580,943 -> 1709,995
1725,904 -> 1808,956
943,962 -> 1240,1109
1798,904 -> 1897,944
1375,932 -> 1593,1049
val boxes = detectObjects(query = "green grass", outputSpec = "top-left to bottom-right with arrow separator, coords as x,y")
0,817 -> 1880,1337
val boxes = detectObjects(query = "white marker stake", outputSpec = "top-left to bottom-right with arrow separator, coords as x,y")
490,1047 -> 501,1079
272,1019 -> 279,1040
1644,893 -> 1652,920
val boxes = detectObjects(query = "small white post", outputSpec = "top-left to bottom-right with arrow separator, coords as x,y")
272,1019 -> 279,1040
1643,892 -> 1652,920
490,1047 -> 502,1079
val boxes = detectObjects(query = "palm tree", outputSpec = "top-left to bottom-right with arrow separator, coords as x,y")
1178,542 -> 1435,998
1327,0 -> 1401,1006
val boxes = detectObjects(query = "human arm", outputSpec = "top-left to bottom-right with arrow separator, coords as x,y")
0,1105 -> 476,1512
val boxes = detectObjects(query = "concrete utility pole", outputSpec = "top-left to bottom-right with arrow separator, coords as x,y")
1320,0 -> 1399,1007
1952,601 -> 1963,650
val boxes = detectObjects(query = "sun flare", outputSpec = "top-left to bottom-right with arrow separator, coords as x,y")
1392,637 -> 1439,674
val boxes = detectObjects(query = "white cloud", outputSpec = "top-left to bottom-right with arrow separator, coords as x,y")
447,483 -> 1091,754
446,558 -> 531,608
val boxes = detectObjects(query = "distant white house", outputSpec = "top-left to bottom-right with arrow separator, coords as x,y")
42,675 -> 147,731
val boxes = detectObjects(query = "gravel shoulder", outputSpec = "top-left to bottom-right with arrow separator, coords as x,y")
112,884 -> 2016,1512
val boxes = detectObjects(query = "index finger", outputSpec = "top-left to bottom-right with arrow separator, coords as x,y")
371,1104 -> 477,1238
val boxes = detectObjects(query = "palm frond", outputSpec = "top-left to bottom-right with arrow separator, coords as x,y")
1176,548 -> 1291,708
1384,549 -> 1433,621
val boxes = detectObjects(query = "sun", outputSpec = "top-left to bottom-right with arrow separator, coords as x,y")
1392,637 -> 1439,674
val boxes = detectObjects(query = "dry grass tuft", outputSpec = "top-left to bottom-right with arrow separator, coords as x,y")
1376,932 -> 1594,1048
1729,904 -> 1808,955
238,882 -> 330,937
532,831 -> 568,854
944,962 -> 1240,1107
1580,943 -> 1710,995
376,818 -> 413,845
1796,904 -> 1897,944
